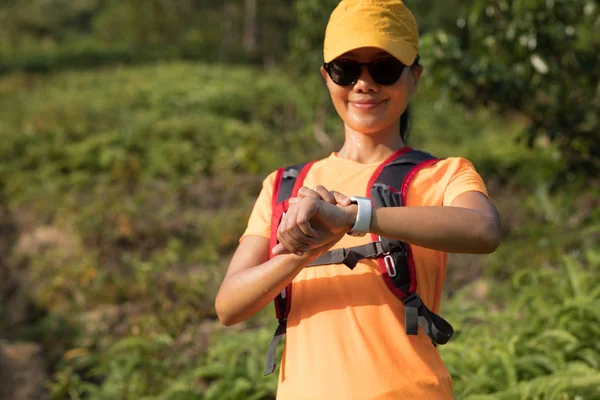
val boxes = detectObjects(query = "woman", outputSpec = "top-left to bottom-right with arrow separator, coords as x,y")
215,0 -> 501,398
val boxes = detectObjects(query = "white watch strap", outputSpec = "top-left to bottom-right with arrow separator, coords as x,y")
349,196 -> 372,236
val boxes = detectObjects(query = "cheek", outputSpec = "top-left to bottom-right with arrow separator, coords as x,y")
386,89 -> 409,116
327,82 -> 350,118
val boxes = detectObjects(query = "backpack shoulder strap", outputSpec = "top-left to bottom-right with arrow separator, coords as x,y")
367,148 -> 440,294
265,160 -> 315,376
269,162 -> 314,254
372,148 -> 438,195
369,148 -> 453,345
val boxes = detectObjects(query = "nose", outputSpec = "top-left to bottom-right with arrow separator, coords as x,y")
353,66 -> 378,93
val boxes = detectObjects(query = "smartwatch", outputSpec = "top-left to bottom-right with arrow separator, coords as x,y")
348,196 -> 373,237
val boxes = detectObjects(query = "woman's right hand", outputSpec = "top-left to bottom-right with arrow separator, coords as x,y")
272,186 -> 353,257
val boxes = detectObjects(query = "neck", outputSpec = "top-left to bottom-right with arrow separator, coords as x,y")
336,122 -> 406,164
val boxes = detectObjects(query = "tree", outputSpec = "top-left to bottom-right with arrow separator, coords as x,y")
421,0 -> 599,175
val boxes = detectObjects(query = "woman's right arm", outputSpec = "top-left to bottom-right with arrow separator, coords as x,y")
215,236 -> 302,326
215,186 -> 348,326
215,235 -> 337,326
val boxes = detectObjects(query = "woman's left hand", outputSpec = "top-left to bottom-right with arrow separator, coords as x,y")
272,186 -> 355,257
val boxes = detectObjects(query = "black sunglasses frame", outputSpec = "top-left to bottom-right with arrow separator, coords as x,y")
323,55 -> 420,86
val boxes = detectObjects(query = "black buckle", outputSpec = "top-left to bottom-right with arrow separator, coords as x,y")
403,293 -> 421,307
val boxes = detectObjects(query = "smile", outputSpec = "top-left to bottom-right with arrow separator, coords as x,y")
350,100 -> 386,110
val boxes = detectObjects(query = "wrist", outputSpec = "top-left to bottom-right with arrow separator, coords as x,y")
345,203 -> 359,232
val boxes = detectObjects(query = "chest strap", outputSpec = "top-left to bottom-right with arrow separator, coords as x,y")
308,241 -> 387,269
307,241 -> 454,346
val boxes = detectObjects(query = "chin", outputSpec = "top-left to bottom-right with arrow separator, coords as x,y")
346,119 -> 388,135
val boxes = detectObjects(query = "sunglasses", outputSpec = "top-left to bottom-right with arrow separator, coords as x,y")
323,55 -> 419,86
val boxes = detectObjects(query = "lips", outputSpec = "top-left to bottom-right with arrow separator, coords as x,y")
350,99 -> 385,110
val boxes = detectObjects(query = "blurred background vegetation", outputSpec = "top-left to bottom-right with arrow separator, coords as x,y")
0,0 -> 598,399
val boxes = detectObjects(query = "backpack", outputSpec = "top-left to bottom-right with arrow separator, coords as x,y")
264,147 -> 455,376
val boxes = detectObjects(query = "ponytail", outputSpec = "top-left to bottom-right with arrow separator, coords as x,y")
400,56 -> 420,142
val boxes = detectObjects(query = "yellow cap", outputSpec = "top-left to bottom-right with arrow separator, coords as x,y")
323,0 -> 419,65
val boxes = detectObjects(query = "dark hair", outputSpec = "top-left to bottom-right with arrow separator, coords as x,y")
399,106 -> 410,142
399,56 -> 420,142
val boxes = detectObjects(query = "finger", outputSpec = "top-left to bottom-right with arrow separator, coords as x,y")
297,186 -> 322,200
284,225 -> 317,251
277,219 -> 307,256
331,191 -> 351,206
296,212 -> 318,239
278,235 -> 305,256
278,204 -> 311,256
285,206 -> 318,249
295,197 -> 321,239
272,243 -> 291,256
289,196 -> 301,204
314,185 -> 336,204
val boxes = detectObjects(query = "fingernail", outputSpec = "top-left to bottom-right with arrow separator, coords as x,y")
295,251 -> 303,256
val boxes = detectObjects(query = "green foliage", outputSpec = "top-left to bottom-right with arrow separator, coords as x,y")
194,327 -> 278,400
51,333 -> 179,400
0,62 -> 320,202
288,0 -> 338,74
421,0 -> 600,175
0,0 -> 294,73
440,250 -> 600,399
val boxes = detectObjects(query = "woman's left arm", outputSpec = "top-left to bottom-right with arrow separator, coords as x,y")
273,189 -> 501,256
369,191 -> 501,254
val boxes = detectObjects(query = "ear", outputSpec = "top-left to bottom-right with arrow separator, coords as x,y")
409,64 -> 423,94
320,65 -> 328,82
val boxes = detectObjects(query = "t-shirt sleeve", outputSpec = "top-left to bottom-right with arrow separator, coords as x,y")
442,157 -> 490,206
239,170 -> 278,241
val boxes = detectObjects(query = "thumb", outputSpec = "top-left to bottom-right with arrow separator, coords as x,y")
332,191 -> 351,206
272,243 -> 291,256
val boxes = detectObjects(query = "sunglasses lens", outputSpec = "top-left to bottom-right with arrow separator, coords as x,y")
327,60 -> 361,86
369,59 -> 405,85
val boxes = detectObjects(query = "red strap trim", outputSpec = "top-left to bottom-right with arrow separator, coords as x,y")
365,147 -> 412,196
279,161 -> 316,319
269,168 -> 285,257
376,257 -> 411,299
269,161 -> 316,320
401,158 -> 440,201
291,161 -> 317,198
269,168 -> 287,319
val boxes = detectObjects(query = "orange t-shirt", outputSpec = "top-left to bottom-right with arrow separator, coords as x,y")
241,150 -> 489,400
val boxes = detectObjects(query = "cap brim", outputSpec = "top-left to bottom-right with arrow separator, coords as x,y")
324,35 -> 417,66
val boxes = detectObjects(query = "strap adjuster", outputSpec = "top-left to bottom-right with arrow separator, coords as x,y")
384,254 -> 396,277
264,318 -> 287,376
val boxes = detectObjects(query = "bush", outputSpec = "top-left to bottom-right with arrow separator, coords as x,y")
441,250 -> 600,399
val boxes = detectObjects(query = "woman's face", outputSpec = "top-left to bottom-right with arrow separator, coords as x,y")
321,47 -> 423,135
